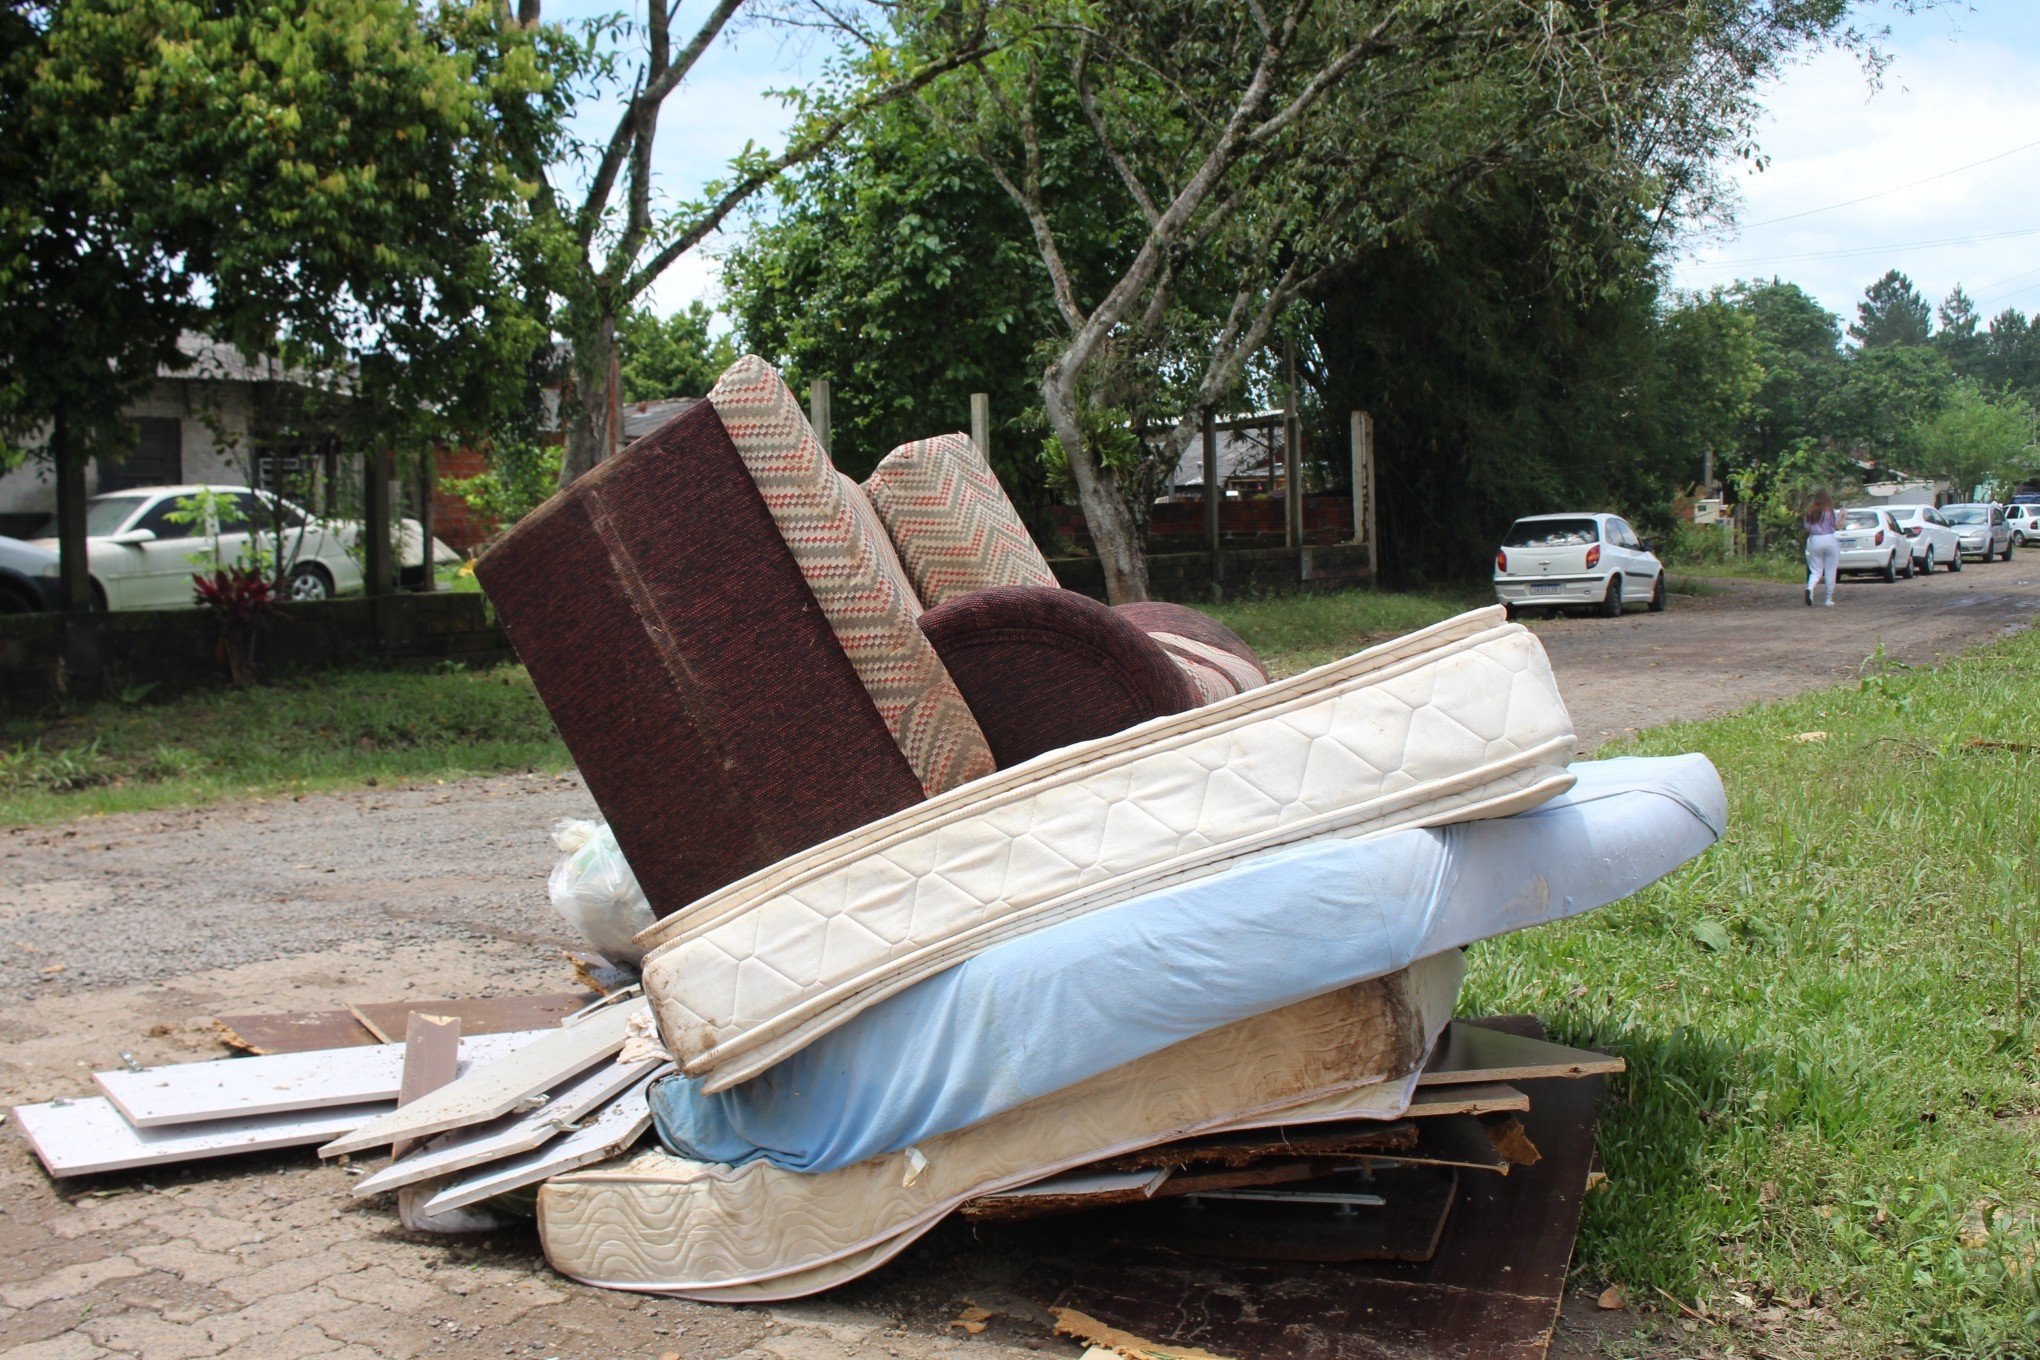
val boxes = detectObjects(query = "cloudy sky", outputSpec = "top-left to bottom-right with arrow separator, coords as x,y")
573,1 -> 2040,333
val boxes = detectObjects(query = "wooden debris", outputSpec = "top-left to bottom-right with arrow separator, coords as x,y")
964,1168 -> 1172,1221
392,1013 -> 461,1159
1484,1115 -> 1542,1167
1112,1165 -> 1461,1265
15,1097 -> 389,1177
1089,1121 -> 1417,1175
1055,1309 -> 1241,1360
1417,1022 -> 1625,1087
215,993 -> 590,1055
416,1071 -> 657,1213
320,998 -> 647,1157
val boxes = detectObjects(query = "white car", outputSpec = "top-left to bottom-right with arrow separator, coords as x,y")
1493,512 -> 1666,619
2006,502 -> 2040,545
1835,508 -> 1915,582
1942,503 -> 2013,561
1885,505 -> 1963,574
28,485 -> 455,611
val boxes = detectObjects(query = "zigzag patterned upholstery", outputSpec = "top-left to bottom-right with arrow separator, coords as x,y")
862,434 -> 1059,606
707,359 -> 993,796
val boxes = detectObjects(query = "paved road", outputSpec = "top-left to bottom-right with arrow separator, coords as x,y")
2,559 -> 2036,1360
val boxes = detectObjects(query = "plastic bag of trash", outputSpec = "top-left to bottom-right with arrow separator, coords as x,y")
548,819 -> 655,964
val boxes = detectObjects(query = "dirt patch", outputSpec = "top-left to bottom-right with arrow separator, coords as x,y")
3,563 -> 2037,1358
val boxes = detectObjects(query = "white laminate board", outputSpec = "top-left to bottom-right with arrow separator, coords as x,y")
984,1167 -> 1171,1201
420,1073 -> 657,1214
321,999 -> 649,1157
96,1029 -> 544,1128
352,1056 -> 671,1197
14,1096 -> 392,1177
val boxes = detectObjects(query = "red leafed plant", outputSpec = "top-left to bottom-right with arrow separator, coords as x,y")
191,565 -> 277,686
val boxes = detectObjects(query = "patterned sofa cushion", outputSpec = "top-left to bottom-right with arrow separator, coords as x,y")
474,401 -> 929,915
918,586 -> 1202,767
1114,601 -> 1270,702
862,434 -> 1058,606
707,358 -> 993,795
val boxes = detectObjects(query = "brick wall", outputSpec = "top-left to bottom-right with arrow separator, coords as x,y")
432,446 -> 496,554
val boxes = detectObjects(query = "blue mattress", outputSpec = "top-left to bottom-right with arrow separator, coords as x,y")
650,754 -> 1723,1173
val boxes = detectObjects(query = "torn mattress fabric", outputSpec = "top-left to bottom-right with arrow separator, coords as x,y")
537,953 -> 1466,1299
646,753 -> 1723,1175
638,607 -> 1579,1091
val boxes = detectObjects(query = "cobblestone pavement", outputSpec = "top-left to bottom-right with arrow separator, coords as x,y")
5,568 -> 2038,1358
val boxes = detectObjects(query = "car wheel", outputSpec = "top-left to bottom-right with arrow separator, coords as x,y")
1882,551 -> 1897,584
1901,551 -> 1915,579
1647,573 -> 1667,612
286,563 -> 335,602
1501,602 -> 1519,621
1949,548 -> 1963,572
2005,541 -> 2015,562
1598,577 -> 1623,618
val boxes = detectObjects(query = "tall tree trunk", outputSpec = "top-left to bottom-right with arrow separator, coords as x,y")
54,412 -> 93,615
417,451 -> 438,592
558,312 -> 619,488
1044,365 -> 1148,604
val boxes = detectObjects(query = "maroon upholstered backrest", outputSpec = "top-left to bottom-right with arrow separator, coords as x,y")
476,402 -> 926,916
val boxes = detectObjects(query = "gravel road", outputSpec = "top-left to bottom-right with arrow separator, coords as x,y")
2,561 -> 2035,1360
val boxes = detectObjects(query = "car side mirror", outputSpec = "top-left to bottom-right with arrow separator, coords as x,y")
1640,539 -> 1656,553
105,528 -> 156,546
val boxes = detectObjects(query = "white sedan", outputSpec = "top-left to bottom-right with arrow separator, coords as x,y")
1885,505 -> 1963,574
28,485 -> 454,611
1835,508 -> 1914,582
1493,512 -> 1666,619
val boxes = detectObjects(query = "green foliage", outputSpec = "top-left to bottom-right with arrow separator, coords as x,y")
1202,587 -> 1488,678
1850,268 -> 1934,350
617,302 -> 738,402
1465,629 -> 2040,1355
443,439 -> 563,533
1913,382 -> 2040,500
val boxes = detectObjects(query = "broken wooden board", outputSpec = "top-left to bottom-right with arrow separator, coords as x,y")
351,1054 -> 670,1197
215,993 -> 591,1054
418,1071 -> 657,1213
95,1029 -> 542,1129
964,1168 -> 1172,1221
1405,1081 -> 1530,1117
392,1013 -> 462,1160
1110,1164 -> 1461,1265
1418,1021 -> 1624,1087
320,998 -> 648,1157
1048,1017 -> 1609,1360
14,1096 -> 390,1177
1358,1114 -> 1521,1176
1088,1120 -> 1418,1176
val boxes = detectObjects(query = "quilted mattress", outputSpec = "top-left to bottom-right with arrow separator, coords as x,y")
538,949 -> 1464,1298
637,607 -> 1574,1091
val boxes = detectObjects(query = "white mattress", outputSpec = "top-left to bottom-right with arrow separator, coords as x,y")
637,608 -> 1573,1090
537,950 -> 1464,1298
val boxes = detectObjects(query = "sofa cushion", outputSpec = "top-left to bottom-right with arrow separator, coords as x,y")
1115,600 -> 1270,700
862,434 -> 1059,607
474,400 -> 928,916
918,586 -> 1202,767
707,358 -> 992,795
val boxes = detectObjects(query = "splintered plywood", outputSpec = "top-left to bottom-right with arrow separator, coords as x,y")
15,1097 -> 391,1177
418,1071 -> 657,1213
352,1055 -> 670,1197
320,999 -> 648,1157
1417,1023 -> 1625,1087
95,1029 -> 543,1128
216,993 -> 591,1054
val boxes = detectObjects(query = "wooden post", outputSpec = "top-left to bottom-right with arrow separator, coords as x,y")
364,449 -> 394,597
809,378 -> 831,459
53,411 -> 100,683
970,392 -> 991,460
1202,407 -> 1220,553
1282,340 -> 1302,549
416,452 -> 437,593
1352,411 -> 1378,583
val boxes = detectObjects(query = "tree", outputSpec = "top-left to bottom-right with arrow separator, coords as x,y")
1981,307 -> 2040,403
1913,381 -> 2039,500
1655,291 -> 1762,488
922,0 -> 1867,602
1936,284 -> 1983,376
1822,343 -> 1955,471
535,0 -> 1006,488
1731,278 -> 1844,471
618,302 -> 737,402
1849,268 -> 1932,349
4,0 -> 571,629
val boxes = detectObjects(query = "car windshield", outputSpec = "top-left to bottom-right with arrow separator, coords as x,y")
1843,511 -> 1880,530
1503,518 -> 1598,548
1942,506 -> 1986,525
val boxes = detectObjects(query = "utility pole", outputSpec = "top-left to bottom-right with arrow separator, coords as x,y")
1350,411 -> 1377,584
1202,408 -> 1220,553
808,379 -> 831,459
1282,339 -> 1302,549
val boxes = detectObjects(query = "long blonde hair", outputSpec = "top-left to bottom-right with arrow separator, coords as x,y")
1803,488 -> 1834,527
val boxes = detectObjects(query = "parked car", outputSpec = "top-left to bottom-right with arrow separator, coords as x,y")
0,534 -> 62,613
26,485 -> 455,611
1835,508 -> 1914,582
1885,504 -> 1963,573
1493,512 -> 1665,619
2006,502 -> 2040,545
1941,503 -> 2014,561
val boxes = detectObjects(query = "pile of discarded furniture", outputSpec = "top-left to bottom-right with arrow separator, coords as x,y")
15,357 -> 1725,1328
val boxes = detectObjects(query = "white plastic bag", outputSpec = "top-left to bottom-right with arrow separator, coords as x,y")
548,819 -> 655,964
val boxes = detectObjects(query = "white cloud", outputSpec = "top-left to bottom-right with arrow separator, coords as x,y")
1672,9 -> 2040,327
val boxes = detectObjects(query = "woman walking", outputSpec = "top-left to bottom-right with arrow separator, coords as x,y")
1803,488 -> 1839,607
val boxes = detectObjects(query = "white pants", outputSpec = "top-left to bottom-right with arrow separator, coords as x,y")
1806,533 -> 1839,602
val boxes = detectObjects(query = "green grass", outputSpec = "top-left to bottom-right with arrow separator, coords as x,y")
1204,586 -> 1489,677
1462,634 -> 2040,1357
0,664 -> 570,824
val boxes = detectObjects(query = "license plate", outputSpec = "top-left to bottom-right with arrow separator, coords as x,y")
1839,536 -> 1863,548
1530,582 -> 1561,594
